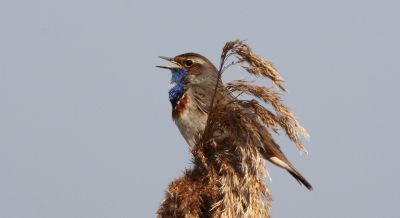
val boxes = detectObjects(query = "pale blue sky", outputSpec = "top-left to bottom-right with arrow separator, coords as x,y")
1,0 -> 399,217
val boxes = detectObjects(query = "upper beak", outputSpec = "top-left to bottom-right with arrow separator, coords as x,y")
158,56 -> 172,61
156,56 -> 182,70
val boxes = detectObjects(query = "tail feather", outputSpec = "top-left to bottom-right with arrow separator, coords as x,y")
287,169 -> 313,190
268,156 -> 313,190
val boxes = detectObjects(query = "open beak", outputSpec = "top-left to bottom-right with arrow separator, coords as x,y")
156,56 -> 182,70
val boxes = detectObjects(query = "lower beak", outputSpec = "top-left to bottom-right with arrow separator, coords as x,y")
156,65 -> 180,70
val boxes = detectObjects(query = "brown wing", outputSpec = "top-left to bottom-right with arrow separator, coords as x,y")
210,99 -> 313,190
240,102 -> 313,190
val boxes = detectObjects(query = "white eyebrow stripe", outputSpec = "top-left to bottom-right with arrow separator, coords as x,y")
187,57 -> 206,65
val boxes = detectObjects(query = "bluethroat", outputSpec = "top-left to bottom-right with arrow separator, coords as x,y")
157,53 -> 312,190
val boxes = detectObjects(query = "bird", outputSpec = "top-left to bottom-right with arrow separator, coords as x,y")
157,52 -> 313,190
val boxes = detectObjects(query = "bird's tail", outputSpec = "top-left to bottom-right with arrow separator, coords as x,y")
268,156 -> 313,190
287,168 -> 313,190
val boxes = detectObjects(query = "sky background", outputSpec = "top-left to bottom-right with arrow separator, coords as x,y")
1,0 -> 399,217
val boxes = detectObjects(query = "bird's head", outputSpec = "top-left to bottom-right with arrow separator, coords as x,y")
157,53 -> 220,107
157,53 -> 219,85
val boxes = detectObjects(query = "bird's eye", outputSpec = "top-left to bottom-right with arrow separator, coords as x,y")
185,60 -> 193,67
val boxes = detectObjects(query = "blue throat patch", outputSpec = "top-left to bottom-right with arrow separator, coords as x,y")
169,69 -> 188,107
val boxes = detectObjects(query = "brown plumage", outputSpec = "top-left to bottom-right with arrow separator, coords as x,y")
157,40 -> 312,218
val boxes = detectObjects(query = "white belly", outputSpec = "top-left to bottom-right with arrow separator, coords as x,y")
173,99 -> 207,150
